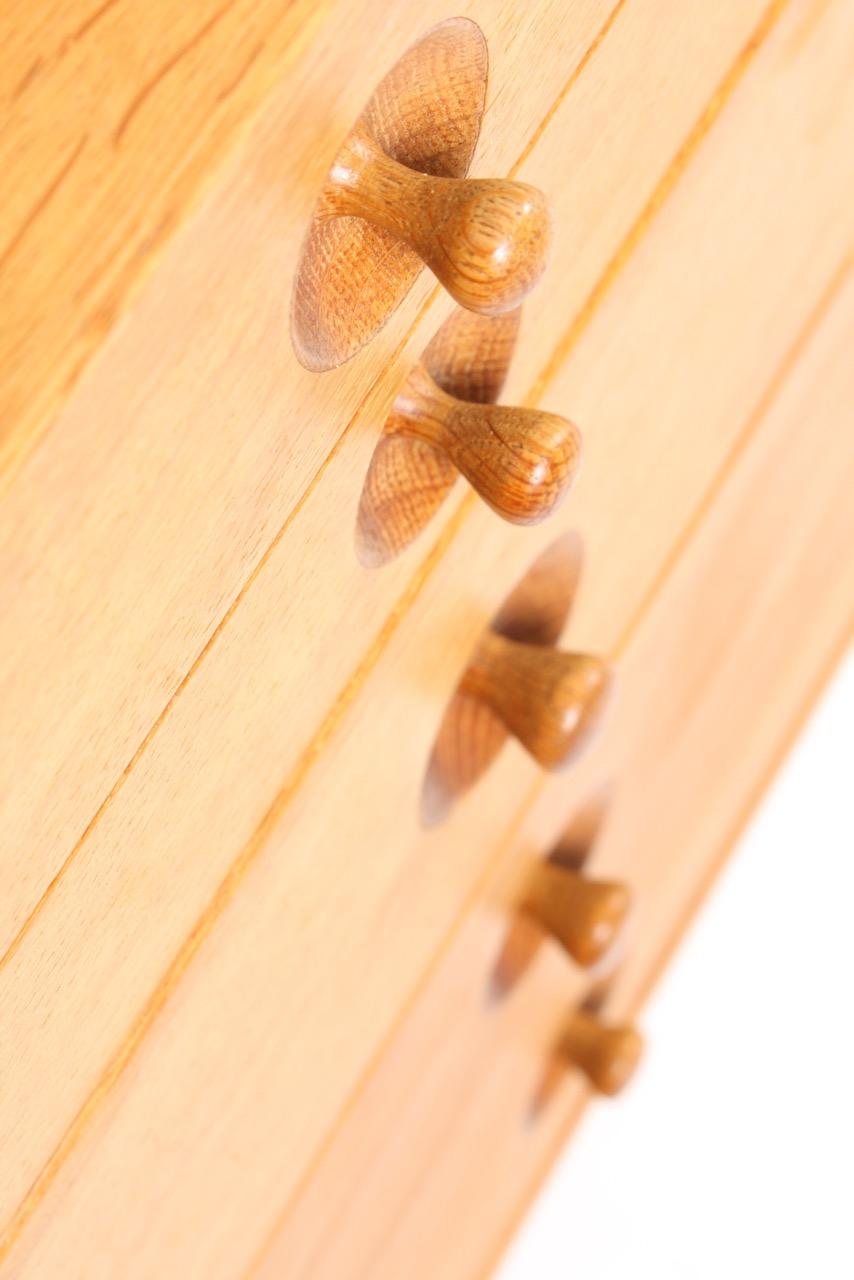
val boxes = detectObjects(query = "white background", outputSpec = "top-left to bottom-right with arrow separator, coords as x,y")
497,648 -> 854,1279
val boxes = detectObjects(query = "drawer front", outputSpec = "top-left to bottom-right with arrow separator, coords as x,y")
2,1 -> 853,1277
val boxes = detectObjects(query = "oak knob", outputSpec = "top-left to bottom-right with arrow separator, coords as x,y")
387,362 -> 580,523
562,1010 -> 643,1096
321,129 -> 551,314
523,862 -> 630,967
460,630 -> 612,770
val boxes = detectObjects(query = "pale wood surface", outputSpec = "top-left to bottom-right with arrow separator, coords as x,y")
293,16 -> 550,367
518,861 -> 632,969
0,0 -> 331,480
253,269 -> 854,1280
1,1 -> 852,1274
0,0 -> 617,946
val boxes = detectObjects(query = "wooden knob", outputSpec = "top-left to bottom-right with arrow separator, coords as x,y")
460,630 -> 611,770
523,862 -> 630,967
562,1010 -> 643,1096
386,362 -> 580,523
321,128 -> 551,315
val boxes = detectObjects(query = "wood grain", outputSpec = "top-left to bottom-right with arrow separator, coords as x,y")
380,361 -> 579,522
291,17 -> 492,370
1,4 -> 851,1272
250,267 -> 854,1280
0,0 -> 779,961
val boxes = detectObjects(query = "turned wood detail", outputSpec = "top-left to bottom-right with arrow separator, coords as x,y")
421,535 -> 603,825
522,861 -> 631,968
460,630 -> 611,771
561,1010 -> 644,1096
383,361 -> 579,523
292,19 -> 551,370
320,127 -> 551,316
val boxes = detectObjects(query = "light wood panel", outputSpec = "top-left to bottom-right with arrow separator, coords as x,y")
254,269 -> 854,1280
2,2 -> 851,1271
0,0 -> 330,479
0,0 -> 769,950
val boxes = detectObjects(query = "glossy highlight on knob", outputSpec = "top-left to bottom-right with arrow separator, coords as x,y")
460,630 -> 612,770
562,1010 -> 643,1096
322,128 -> 551,316
523,862 -> 630,968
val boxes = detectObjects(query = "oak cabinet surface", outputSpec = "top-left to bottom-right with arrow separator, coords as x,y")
1,1 -> 852,1277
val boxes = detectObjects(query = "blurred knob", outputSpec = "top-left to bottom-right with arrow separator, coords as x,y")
522,861 -> 630,967
561,1010 -> 643,1096
460,630 -> 611,769
386,361 -> 580,523
321,127 -> 551,314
